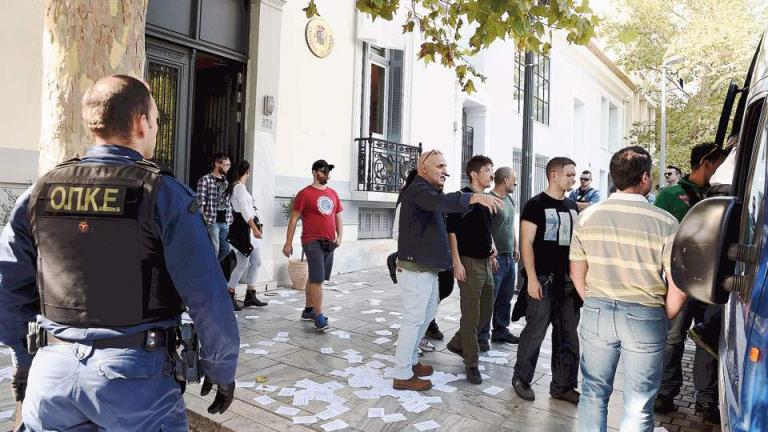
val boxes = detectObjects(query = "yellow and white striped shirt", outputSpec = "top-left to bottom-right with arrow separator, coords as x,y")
569,192 -> 679,307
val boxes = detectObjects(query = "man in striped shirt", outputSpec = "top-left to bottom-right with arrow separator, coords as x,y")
570,145 -> 687,431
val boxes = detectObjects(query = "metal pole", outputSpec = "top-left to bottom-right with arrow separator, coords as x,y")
520,50 -> 535,206
659,64 -> 667,188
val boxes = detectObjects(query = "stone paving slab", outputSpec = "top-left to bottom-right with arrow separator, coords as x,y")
0,266 -> 720,432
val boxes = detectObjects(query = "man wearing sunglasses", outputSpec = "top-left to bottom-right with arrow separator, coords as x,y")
653,142 -> 725,424
568,170 -> 600,211
283,160 -> 343,332
664,165 -> 682,186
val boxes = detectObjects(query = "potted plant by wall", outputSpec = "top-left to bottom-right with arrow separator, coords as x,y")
281,196 -> 309,290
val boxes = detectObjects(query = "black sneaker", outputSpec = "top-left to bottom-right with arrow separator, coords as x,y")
512,375 -> 535,401
653,394 -> 675,414
478,340 -> 490,352
551,389 -> 580,405
301,308 -> 316,321
424,321 -> 444,340
491,333 -> 520,344
697,402 -> 721,425
466,366 -> 483,385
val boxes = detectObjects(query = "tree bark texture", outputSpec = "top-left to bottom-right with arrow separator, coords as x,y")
39,0 -> 148,174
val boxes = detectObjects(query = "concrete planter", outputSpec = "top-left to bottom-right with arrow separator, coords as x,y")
287,259 -> 308,290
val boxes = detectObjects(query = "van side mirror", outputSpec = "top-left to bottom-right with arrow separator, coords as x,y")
671,197 -> 741,304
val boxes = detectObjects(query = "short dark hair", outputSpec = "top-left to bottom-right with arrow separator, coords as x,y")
581,170 -> 592,176
545,157 -> 576,180
609,146 -> 652,190
666,165 -> 682,175
493,166 -> 513,184
690,142 -> 723,170
212,152 -> 229,168
82,75 -> 152,140
465,155 -> 493,179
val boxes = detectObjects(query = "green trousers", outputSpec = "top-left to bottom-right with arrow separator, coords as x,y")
448,255 -> 494,367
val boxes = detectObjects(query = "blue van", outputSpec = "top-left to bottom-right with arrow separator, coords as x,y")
672,32 -> 768,431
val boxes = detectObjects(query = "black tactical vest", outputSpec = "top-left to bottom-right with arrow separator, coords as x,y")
28,158 -> 183,327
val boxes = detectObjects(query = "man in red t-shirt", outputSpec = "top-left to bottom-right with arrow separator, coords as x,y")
283,159 -> 343,331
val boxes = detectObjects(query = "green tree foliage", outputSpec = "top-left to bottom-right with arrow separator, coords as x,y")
305,0 -> 598,93
604,0 -> 765,171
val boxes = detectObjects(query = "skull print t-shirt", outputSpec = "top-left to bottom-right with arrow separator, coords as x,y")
520,192 -> 578,276
293,185 -> 343,245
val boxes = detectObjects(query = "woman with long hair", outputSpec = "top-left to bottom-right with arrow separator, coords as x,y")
225,160 -> 267,308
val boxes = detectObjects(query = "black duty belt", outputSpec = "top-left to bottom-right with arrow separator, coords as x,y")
46,328 -> 171,351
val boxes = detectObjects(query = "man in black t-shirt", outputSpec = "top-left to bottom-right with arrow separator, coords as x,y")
445,155 -> 497,385
512,156 -> 581,405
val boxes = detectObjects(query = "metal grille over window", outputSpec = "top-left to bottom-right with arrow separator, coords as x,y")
357,137 -> 421,193
461,109 -> 474,188
147,62 -> 179,169
513,51 -> 550,125
534,155 -> 548,195
358,208 -> 395,239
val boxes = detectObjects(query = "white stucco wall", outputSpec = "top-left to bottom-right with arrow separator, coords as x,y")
0,0 -> 42,186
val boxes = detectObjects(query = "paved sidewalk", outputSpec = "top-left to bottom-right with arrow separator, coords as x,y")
0,266 -> 720,432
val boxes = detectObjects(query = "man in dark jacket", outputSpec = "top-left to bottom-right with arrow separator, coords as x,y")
392,149 -> 502,391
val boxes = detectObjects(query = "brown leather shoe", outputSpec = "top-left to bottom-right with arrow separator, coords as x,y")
393,376 -> 433,391
412,363 -> 434,377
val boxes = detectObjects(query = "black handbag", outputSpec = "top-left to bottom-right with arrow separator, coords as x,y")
226,211 -> 254,256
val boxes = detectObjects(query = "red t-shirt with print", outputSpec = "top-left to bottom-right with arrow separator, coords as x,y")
293,185 -> 343,244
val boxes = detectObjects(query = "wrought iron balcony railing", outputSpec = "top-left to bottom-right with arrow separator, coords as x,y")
356,136 -> 422,193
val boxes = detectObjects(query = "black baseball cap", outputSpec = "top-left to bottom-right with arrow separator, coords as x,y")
312,159 -> 335,171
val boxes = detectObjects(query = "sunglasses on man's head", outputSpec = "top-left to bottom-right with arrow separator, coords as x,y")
664,172 -> 675,177
421,149 -> 443,166
580,178 -> 590,181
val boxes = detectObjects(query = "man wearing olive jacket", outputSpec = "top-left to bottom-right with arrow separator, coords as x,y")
392,149 -> 502,391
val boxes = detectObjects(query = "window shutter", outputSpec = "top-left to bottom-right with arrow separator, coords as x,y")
358,208 -> 395,239
387,49 -> 404,143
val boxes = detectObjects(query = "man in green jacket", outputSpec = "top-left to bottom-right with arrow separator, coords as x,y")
653,142 -> 725,424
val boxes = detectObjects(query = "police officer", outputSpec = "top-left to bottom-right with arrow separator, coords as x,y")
0,75 -> 240,431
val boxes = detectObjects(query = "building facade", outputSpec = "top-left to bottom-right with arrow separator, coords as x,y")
0,0 -> 655,284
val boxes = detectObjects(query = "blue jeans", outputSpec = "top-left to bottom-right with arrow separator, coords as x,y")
22,343 -> 187,431
578,297 -> 668,432
207,222 -> 230,261
478,253 -> 516,342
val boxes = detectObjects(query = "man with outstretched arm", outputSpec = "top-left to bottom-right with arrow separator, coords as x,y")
391,150 -> 503,391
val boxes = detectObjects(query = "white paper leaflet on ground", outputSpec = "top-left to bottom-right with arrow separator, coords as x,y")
320,419 -> 349,431
414,420 -> 441,431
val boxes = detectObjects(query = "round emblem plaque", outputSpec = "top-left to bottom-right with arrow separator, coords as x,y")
306,17 -> 334,58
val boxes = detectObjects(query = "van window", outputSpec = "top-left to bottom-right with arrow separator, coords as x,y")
736,97 -> 767,302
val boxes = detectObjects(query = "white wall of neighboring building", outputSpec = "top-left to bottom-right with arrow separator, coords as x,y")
0,0 -> 42,190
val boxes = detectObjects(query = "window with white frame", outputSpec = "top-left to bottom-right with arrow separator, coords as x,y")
534,155 -> 548,195
513,51 -> 550,125
358,208 -> 395,239
601,97 -> 620,151
362,43 -> 404,143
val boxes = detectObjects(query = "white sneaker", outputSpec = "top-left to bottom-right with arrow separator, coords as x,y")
419,338 -> 435,352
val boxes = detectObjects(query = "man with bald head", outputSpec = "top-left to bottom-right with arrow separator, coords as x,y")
0,75 -> 239,430
391,149 -> 503,391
